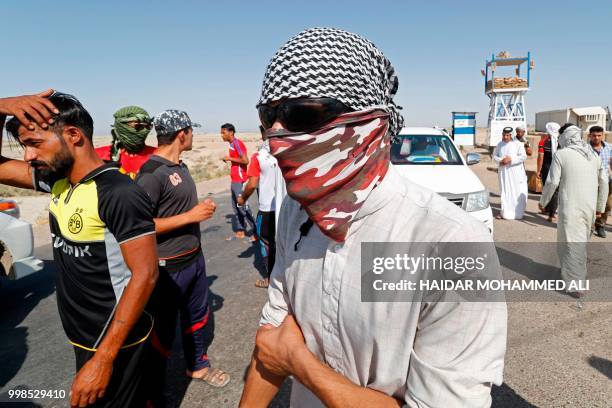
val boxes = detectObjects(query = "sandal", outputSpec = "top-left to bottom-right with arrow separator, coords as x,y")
495,214 -> 504,220
193,367 -> 230,388
255,278 -> 269,288
226,232 -> 246,241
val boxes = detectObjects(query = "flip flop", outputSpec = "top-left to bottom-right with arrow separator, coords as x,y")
495,215 -> 504,220
225,234 -> 246,241
255,278 -> 269,288
194,367 -> 230,388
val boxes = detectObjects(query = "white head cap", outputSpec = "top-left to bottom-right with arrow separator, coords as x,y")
546,122 -> 560,138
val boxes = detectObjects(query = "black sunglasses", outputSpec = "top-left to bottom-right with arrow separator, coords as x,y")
258,97 -> 353,133
130,122 -> 152,131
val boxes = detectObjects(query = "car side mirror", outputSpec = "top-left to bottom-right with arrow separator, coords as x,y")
466,153 -> 480,165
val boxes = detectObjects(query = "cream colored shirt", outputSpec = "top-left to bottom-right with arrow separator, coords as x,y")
261,165 -> 507,407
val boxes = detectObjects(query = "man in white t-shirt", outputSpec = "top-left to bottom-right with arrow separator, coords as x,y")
237,126 -> 286,288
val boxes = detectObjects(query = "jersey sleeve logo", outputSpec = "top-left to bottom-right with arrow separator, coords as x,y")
169,172 -> 183,186
68,211 -> 84,234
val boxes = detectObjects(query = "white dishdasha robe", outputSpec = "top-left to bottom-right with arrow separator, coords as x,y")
493,140 -> 528,219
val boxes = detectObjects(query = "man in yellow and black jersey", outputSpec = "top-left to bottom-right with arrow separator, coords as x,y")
0,91 -> 159,408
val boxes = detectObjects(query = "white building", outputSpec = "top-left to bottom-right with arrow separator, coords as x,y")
535,106 -> 609,132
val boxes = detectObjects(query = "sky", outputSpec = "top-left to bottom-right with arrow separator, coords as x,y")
2,0 -> 611,134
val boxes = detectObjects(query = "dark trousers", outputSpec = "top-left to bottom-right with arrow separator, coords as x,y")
256,210 -> 276,278
231,181 -> 256,233
542,168 -> 559,217
146,253 -> 213,406
73,339 -> 149,408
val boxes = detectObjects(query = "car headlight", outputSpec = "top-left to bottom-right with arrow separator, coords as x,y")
465,190 -> 489,212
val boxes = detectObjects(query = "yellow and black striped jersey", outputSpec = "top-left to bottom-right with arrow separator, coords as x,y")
34,163 -> 156,350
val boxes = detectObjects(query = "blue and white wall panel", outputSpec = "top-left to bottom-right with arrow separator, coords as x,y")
453,113 -> 476,146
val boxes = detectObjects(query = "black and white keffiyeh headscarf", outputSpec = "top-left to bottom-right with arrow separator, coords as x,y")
258,27 -> 404,135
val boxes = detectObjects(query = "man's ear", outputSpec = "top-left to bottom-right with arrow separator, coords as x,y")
178,129 -> 187,144
64,126 -> 86,147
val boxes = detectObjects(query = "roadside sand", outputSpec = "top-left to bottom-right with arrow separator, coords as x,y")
2,132 -> 261,226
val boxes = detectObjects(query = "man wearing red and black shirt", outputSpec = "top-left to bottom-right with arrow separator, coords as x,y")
220,123 -> 256,239
95,106 -> 156,179
96,144 -> 156,179
537,123 -> 560,221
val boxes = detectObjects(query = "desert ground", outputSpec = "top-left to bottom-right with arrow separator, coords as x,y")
0,131 -> 262,225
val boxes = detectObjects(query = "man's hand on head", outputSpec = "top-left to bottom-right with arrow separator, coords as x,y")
254,314 -> 308,377
0,89 -> 58,130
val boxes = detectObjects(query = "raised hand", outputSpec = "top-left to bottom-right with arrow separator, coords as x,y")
0,89 -> 59,130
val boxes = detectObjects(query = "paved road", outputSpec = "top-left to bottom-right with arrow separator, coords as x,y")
1,156 -> 611,406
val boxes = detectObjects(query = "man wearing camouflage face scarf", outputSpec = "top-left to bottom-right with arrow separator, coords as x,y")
96,106 -> 157,179
241,27 -> 506,408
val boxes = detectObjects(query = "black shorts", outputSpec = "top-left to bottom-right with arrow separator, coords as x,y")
73,339 -> 150,408
256,211 -> 276,276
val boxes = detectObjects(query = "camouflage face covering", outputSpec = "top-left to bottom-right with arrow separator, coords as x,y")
260,27 -> 404,241
112,106 -> 151,158
268,109 -> 391,242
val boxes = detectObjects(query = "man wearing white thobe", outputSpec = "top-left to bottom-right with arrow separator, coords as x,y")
539,125 -> 608,296
493,127 -> 528,220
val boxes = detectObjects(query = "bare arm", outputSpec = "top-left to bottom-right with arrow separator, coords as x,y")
241,176 -> 259,202
240,225 -> 289,407
99,234 -> 158,354
240,355 -> 286,407
153,199 -> 216,235
536,152 -> 544,176
540,154 -> 561,207
227,153 -> 249,165
0,120 -> 35,189
293,348 -> 402,407
0,156 -> 36,190
243,317 -> 402,408
70,234 -> 159,407
0,91 -> 58,190
154,212 -> 195,235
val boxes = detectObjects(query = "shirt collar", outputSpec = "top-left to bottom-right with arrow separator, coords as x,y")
353,164 -> 403,222
150,154 -> 182,167
78,162 -> 120,184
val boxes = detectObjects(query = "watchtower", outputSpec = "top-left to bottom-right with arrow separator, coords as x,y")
483,51 -> 533,148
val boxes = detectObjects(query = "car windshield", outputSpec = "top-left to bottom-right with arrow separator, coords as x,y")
390,134 -> 463,165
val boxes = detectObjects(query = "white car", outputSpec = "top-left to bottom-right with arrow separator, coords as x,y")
0,202 -> 44,280
391,127 -> 494,234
